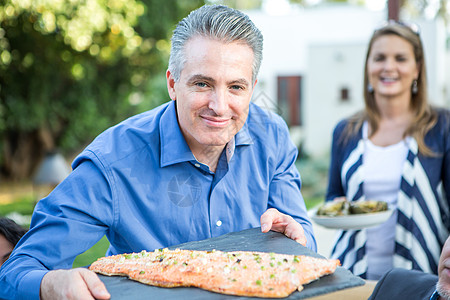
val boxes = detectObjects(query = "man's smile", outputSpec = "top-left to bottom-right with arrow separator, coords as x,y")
201,115 -> 232,127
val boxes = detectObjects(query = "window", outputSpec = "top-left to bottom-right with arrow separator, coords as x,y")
277,76 -> 302,126
340,87 -> 350,102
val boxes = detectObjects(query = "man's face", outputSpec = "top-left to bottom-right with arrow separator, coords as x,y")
437,236 -> 450,299
0,233 -> 13,267
166,36 -> 255,157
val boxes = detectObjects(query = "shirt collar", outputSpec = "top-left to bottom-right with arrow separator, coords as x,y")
234,121 -> 253,147
159,101 -> 254,167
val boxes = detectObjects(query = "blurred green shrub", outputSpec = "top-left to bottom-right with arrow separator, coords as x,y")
296,155 -> 329,199
0,195 -> 35,217
0,0 -> 203,180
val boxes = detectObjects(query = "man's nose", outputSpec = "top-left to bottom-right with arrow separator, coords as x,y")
208,88 -> 228,115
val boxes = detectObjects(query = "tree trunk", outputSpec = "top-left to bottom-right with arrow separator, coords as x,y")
1,127 -> 55,181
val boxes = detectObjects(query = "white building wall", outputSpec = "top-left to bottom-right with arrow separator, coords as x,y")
246,4 -> 449,158
447,51 -> 450,107
417,18 -> 448,107
247,5 -> 385,112
304,18 -> 449,157
304,43 -> 367,156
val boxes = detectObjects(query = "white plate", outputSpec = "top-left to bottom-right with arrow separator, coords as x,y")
310,208 -> 394,230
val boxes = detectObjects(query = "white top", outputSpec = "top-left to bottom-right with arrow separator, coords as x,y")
362,122 -> 409,280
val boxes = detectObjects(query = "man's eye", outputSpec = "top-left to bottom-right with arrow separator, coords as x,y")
195,82 -> 207,87
230,85 -> 243,90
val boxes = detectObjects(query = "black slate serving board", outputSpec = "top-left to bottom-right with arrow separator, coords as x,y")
98,228 -> 364,299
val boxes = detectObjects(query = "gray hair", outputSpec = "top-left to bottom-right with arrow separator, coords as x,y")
168,4 -> 263,83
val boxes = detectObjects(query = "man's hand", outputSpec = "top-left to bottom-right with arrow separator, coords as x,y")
260,208 -> 307,246
40,268 -> 110,300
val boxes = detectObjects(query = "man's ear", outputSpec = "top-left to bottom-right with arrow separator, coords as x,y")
250,79 -> 258,97
166,70 -> 176,101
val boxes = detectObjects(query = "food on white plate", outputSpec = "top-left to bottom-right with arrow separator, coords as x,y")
316,200 -> 388,217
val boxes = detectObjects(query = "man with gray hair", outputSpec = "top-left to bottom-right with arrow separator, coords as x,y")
0,5 -> 316,299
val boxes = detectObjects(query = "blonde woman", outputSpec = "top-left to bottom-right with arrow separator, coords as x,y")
326,22 -> 450,280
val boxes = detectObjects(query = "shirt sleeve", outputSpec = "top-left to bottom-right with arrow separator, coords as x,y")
0,157 -> 114,300
267,122 -> 317,252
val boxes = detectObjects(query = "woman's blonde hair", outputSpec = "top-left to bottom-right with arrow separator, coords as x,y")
343,22 -> 437,156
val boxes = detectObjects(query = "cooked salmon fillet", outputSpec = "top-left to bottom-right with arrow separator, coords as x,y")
89,248 -> 340,298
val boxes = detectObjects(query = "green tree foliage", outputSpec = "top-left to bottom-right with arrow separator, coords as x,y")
0,0 -> 203,180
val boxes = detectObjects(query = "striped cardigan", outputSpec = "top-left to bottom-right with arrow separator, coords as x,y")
326,109 -> 450,278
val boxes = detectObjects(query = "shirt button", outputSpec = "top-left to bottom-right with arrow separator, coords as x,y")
216,220 -> 222,227
194,163 -> 200,168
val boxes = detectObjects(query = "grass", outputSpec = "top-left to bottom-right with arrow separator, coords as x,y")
73,236 -> 109,268
304,197 -> 324,210
0,195 -> 35,219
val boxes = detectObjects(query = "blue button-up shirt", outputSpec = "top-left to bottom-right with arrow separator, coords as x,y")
0,101 -> 316,299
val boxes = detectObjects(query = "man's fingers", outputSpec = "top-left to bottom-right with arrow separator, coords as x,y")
283,222 -> 307,246
260,208 -> 307,246
40,269 -> 110,300
79,268 -> 110,299
261,208 -> 292,233
260,208 -> 279,232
